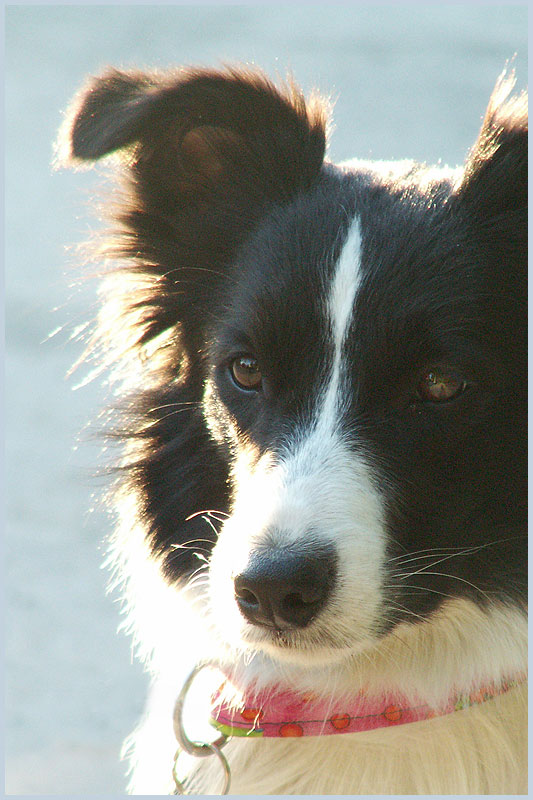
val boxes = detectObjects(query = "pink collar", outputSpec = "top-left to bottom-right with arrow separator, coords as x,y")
210,674 -> 525,738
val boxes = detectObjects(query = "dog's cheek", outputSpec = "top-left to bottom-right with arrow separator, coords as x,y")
207,524 -> 255,647
314,468 -> 389,643
207,453 -> 281,637
202,379 -> 240,451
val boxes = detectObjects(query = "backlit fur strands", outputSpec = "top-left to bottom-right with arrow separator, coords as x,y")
59,65 -> 527,794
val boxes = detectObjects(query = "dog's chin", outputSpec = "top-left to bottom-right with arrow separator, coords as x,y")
237,623 -> 375,667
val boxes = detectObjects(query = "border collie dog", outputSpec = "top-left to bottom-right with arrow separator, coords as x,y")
59,66 -> 527,794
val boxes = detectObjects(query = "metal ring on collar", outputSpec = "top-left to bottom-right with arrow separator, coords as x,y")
172,743 -> 231,795
172,662 -> 229,757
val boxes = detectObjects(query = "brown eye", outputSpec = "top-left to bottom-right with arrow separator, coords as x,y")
230,355 -> 262,391
417,369 -> 466,403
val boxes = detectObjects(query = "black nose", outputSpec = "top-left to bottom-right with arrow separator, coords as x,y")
234,546 -> 337,630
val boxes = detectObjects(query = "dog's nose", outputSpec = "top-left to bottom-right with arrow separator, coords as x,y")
234,546 -> 337,630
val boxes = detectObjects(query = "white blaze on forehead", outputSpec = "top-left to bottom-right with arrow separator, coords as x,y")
329,219 -> 363,354
274,215 -> 363,475
319,218 -> 363,426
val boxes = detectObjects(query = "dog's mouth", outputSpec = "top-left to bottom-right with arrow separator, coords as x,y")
267,629 -> 297,648
237,614 -> 372,662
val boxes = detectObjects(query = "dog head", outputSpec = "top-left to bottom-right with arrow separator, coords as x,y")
60,67 -> 527,666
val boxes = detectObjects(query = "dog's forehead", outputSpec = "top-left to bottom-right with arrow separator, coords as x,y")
225,164 -> 461,345
234,172 -> 357,298
215,173 -> 355,371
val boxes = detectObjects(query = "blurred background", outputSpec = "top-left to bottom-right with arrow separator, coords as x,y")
5,4 -> 527,795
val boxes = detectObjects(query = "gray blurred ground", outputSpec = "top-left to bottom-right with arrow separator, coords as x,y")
5,4 -> 527,795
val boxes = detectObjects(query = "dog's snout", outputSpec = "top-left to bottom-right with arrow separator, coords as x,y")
234,546 -> 337,630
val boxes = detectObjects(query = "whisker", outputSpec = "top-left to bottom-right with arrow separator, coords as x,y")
201,516 -> 221,538
407,572 -> 492,602
146,402 -> 201,413
386,601 -> 429,624
388,535 -> 522,565
186,510 -> 230,522
384,583 -> 457,601
389,547 -> 466,562
162,266 -> 230,282
184,564 -> 209,585
389,551 -> 472,568
165,545 -> 212,564
143,406 -> 199,426
170,538 -> 217,549
187,573 -> 210,592
396,545 -> 490,576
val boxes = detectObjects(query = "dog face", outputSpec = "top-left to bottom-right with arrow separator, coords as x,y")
60,68 -> 527,666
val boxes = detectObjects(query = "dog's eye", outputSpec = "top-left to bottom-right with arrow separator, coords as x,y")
230,355 -> 263,391
417,369 -> 466,403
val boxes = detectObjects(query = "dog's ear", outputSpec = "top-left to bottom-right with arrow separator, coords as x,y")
57,66 -> 327,209
57,67 -> 328,357
458,71 -> 527,219
455,72 -> 527,364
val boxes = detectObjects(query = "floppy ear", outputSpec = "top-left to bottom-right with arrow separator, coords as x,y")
57,66 -> 328,355
458,71 -> 527,220
58,66 -> 327,207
